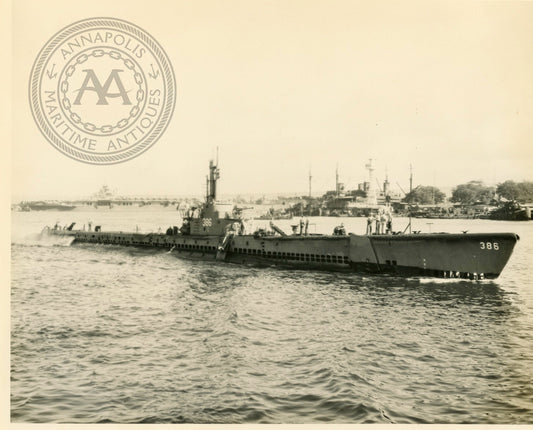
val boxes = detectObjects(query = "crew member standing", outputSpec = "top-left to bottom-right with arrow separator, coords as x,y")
375,212 -> 382,235
366,214 -> 373,235
380,212 -> 387,235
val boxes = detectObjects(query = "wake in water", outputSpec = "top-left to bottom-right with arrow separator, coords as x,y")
11,230 -> 75,247
416,276 -> 493,285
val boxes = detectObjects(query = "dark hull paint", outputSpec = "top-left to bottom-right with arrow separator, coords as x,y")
44,228 -> 519,280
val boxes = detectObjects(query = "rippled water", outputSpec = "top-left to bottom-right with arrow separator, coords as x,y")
11,208 -> 533,423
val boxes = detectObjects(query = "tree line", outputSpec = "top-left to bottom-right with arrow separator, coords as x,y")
403,180 -> 533,205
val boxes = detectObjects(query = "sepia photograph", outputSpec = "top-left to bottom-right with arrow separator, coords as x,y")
7,0 -> 533,425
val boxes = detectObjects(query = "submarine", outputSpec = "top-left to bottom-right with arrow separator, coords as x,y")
43,158 -> 519,280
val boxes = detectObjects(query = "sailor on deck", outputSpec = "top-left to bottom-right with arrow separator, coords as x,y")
366,215 -> 373,235
333,223 -> 346,235
380,212 -> 387,235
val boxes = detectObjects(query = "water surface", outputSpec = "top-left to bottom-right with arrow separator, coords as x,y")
11,209 -> 533,423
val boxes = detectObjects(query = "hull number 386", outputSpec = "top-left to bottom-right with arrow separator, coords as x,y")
480,242 -> 499,250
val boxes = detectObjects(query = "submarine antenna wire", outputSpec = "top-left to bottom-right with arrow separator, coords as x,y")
402,218 -> 412,235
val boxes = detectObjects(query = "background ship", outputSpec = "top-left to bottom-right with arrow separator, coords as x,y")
20,201 -> 76,211
483,201 -> 532,221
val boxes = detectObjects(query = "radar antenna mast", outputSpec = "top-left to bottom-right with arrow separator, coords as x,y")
207,147 -> 220,203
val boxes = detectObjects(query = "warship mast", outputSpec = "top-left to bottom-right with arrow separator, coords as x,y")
365,159 -> 377,205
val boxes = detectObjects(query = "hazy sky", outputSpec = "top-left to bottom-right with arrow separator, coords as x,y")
11,0 -> 533,200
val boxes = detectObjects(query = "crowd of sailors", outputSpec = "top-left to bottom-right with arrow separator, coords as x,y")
331,210 -> 394,236
366,209 -> 393,235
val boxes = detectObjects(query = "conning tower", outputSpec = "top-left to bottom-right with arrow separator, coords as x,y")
181,157 -> 242,236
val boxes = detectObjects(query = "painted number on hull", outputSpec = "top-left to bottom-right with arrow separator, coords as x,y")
480,242 -> 499,250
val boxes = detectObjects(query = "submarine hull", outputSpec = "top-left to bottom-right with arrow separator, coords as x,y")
44,228 -> 518,280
